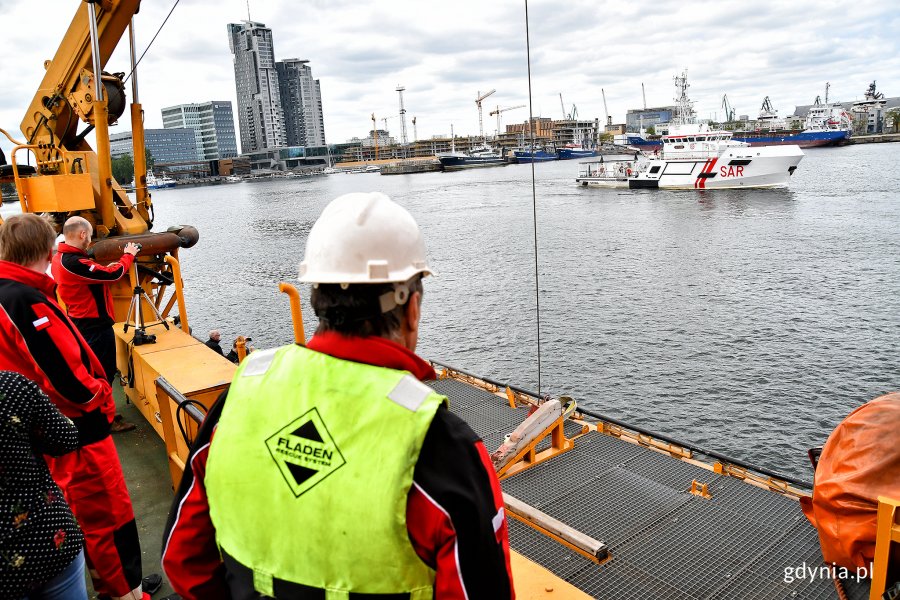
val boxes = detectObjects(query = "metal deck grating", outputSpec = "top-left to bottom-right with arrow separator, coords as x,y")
538,467 -> 692,547
501,451 -> 615,509
620,446 -> 723,491
569,431 -> 647,468
707,476 -> 806,532
507,517 -> 595,579
567,558 -> 694,600
430,377 -> 851,599
429,377 -> 506,410
612,498 -> 782,598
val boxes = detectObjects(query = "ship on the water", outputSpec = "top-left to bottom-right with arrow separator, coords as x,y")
581,72 -> 804,189
628,93 -> 853,150
1,3 -> 897,600
438,144 -> 508,170
513,144 -> 558,163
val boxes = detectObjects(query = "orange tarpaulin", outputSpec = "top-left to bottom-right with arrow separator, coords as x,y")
802,393 -> 900,569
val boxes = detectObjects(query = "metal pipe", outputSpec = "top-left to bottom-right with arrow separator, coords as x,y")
87,2 -> 104,101
156,376 -> 205,424
504,493 -> 607,561
278,283 -> 306,346
429,359 -> 813,489
128,19 -> 139,102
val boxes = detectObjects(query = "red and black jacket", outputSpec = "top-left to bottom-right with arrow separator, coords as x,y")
161,332 -> 515,600
0,260 -> 114,445
51,242 -> 133,332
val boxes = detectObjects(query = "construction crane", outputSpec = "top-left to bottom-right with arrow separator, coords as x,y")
489,104 -> 525,135
371,113 -> 378,161
411,116 -> 417,143
721,94 -> 736,122
396,85 -> 408,149
475,89 -> 496,143
601,89 -> 611,126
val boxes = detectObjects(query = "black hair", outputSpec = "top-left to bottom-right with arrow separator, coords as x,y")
310,276 -> 423,338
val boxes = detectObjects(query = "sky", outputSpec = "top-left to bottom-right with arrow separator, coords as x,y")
1,0 -> 899,158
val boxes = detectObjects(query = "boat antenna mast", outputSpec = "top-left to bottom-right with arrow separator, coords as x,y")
475,89 -> 496,145
673,69 -> 695,125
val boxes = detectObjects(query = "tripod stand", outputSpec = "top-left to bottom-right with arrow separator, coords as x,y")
122,266 -> 169,344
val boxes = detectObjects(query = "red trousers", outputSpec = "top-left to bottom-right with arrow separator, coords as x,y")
48,436 -> 143,599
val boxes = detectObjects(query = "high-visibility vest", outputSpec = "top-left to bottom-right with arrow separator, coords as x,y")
205,344 -> 445,598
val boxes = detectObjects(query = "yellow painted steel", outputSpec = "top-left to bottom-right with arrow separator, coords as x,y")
497,416 -> 576,479
869,495 -> 900,600
278,282 -> 306,345
510,552 -> 592,599
164,255 -> 189,334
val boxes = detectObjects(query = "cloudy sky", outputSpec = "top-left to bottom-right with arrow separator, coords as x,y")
1,0 -> 898,157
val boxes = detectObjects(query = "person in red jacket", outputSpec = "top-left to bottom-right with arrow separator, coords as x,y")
161,193 -> 514,599
0,214 -> 152,600
51,215 -> 139,433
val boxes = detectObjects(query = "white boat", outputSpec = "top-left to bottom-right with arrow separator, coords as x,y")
146,170 -> 176,189
577,72 -> 804,190
224,175 -> 242,183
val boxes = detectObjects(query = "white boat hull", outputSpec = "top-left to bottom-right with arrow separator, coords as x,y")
576,145 -> 803,190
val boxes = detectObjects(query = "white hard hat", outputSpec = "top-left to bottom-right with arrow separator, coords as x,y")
298,192 -> 432,285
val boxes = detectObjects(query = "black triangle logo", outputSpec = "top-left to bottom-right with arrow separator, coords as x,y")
291,420 -> 324,443
285,461 -> 318,487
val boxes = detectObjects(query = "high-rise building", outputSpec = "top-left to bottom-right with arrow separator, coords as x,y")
227,21 -> 286,152
110,128 -> 199,166
161,101 -> 238,160
276,59 -> 327,148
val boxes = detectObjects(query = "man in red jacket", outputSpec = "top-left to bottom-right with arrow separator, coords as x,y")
0,214 -> 150,600
52,216 -> 139,433
162,193 -> 515,599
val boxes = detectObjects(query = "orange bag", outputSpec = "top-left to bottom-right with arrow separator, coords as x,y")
801,392 -> 900,569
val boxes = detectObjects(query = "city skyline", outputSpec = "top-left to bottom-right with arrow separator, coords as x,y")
1,0 -> 899,159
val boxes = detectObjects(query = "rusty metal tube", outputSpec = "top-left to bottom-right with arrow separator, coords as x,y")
88,226 -> 198,262
278,283 -> 306,346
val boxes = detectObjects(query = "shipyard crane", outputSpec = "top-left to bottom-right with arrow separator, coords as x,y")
411,116 -> 417,143
601,88 -> 611,126
396,85 -> 408,150
721,94 -> 736,122
371,113 -> 378,161
489,104 -> 525,136
475,89 -> 496,143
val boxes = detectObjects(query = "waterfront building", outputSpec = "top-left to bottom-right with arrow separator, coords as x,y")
110,128 -> 200,167
161,101 -> 238,160
626,107 -> 676,132
227,21 -> 287,152
276,59 -> 327,147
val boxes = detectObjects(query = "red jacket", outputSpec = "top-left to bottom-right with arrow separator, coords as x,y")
0,260 -> 114,442
51,242 -> 133,331
162,333 -> 515,599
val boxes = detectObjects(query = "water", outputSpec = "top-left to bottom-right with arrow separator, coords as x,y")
149,143 -> 900,479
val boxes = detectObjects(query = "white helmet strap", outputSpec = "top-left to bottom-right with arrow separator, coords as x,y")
378,283 -> 411,314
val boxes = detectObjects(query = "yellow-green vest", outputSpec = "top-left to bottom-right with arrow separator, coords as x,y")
205,344 -> 445,598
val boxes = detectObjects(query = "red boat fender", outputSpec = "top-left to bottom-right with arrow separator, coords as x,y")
89,225 -> 199,262
801,393 -> 900,569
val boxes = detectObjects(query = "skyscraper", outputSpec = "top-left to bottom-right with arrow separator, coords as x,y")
227,21 -> 286,152
161,101 -> 238,160
276,59 -> 327,148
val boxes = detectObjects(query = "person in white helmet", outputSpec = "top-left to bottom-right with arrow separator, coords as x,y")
162,192 -> 515,599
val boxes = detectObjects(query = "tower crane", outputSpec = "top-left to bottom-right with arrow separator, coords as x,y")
489,104 -> 525,136
601,88 -> 610,126
475,89 -> 496,143
371,113 -> 378,161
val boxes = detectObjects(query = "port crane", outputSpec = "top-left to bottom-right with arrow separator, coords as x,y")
558,93 -> 578,120
475,89 -> 496,144
489,104 -> 525,136
721,94 -> 736,122
371,113 -> 378,160
601,89 -> 611,126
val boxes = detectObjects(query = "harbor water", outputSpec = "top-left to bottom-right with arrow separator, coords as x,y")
148,143 -> 899,479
